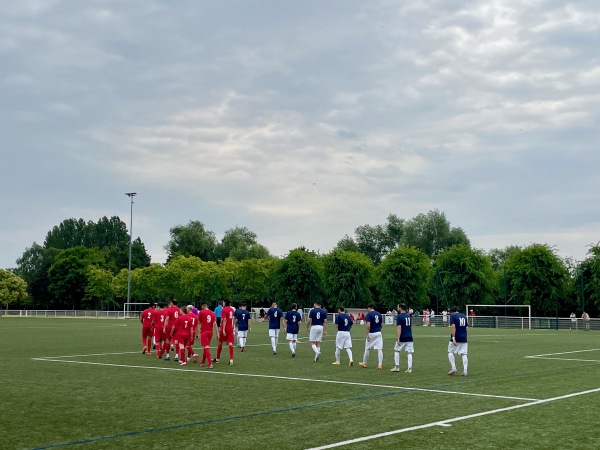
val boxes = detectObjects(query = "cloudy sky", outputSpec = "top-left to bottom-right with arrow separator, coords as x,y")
1,0 -> 599,269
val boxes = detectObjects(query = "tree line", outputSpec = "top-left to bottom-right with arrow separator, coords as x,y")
1,210 -> 599,317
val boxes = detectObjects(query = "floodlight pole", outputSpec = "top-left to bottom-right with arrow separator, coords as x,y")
125,193 -> 137,316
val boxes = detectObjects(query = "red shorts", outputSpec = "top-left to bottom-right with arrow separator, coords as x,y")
142,325 -> 152,339
219,330 -> 234,344
153,328 -> 164,343
200,331 -> 213,347
178,335 -> 191,348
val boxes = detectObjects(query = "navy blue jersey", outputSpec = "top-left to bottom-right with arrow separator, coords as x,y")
366,310 -> 383,333
266,307 -> 283,329
309,307 -> 327,326
450,313 -> 468,343
396,312 -> 413,342
335,313 -> 353,332
234,308 -> 251,331
285,310 -> 301,334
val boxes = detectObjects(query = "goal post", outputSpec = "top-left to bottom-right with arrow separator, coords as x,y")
465,304 -> 531,330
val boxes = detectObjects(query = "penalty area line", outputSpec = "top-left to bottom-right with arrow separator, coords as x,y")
306,387 -> 600,450
31,358 -> 537,402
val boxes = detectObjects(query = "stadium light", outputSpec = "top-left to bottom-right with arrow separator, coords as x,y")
125,192 -> 137,315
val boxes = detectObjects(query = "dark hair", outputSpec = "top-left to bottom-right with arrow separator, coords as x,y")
224,299 -> 231,307
367,304 -> 375,309
291,303 -> 297,310
172,299 -> 178,306
240,302 -> 247,307
338,306 -> 345,312
449,306 -> 459,313
398,303 -> 406,311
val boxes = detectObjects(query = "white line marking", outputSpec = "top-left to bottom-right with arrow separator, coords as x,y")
305,387 -> 600,449
31,358 -> 537,402
526,348 -> 600,357
526,357 -> 600,363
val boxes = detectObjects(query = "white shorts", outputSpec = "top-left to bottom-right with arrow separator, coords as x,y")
237,330 -> 248,338
269,329 -> 280,338
448,341 -> 468,355
286,333 -> 298,341
335,331 -> 352,349
309,325 -> 323,342
365,332 -> 383,350
394,342 -> 414,353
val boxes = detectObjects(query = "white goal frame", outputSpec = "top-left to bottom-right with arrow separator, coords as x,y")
466,304 -> 531,330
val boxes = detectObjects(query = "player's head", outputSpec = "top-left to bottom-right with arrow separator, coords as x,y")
367,304 -> 375,311
449,306 -> 459,313
171,298 -> 178,306
398,303 -> 407,312
187,304 -> 194,311
158,303 -> 165,309
224,299 -> 231,307
291,303 -> 297,311
271,302 -> 277,307
338,306 -> 345,313
180,306 -> 188,314
200,302 -> 208,310
239,302 -> 247,309
314,301 -> 321,308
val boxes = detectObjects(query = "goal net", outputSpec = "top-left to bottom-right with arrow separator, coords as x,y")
465,304 -> 531,330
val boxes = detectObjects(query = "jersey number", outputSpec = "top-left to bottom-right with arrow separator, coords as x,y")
459,317 -> 466,327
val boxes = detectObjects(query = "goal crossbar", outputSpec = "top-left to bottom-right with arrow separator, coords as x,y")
466,304 -> 531,330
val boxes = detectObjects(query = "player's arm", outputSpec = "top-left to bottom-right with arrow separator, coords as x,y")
451,323 -> 457,346
248,317 -> 252,331
139,311 -> 143,324
323,316 -> 327,336
366,319 -> 371,338
163,315 -> 169,332
396,324 -> 401,344
306,316 -> 311,331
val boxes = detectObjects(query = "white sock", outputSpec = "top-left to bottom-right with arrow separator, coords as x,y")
407,354 -> 413,369
462,355 -> 468,373
394,351 -> 400,367
335,348 -> 340,361
289,342 -> 294,353
346,349 -> 353,360
312,344 -> 319,355
448,352 -> 456,370
377,350 -> 383,366
363,349 -> 370,364
271,337 -> 277,351
292,342 -> 296,352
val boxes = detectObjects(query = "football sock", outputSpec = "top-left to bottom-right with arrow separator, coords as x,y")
239,337 -> 245,348
448,352 -> 456,370
271,337 -> 277,351
363,349 -> 370,364
156,344 -> 161,356
179,348 -> 185,362
217,344 -> 223,359
407,354 -> 413,369
377,350 -> 383,366
394,351 -> 400,367
147,338 -> 152,351
346,349 -> 353,360
229,344 -> 234,359
335,348 -> 340,361
462,355 -> 468,373
311,344 -> 319,355
289,342 -> 294,353
204,347 -> 211,363
187,345 -> 194,357
141,338 -> 146,348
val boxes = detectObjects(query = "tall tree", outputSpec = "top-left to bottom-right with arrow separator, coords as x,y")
14,243 -> 60,309
216,226 -> 259,260
504,244 -> 568,316
402,209 -> 469,260
323,250 -> 374,308
165,220 -> 217,262
0,269 -> 28,310
272,248 -> 324,310
432,244 -> 496,311
377,247 -> 430,310
354,224 -> 390,265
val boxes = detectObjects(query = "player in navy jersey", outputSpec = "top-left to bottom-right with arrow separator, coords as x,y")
284,303 -> 302,357
233,303 -> 252,352
447,306 -> 469,376
391,303 -> 414,373
306,301 -> 328,362
266,302 -> 284,354
332,307 -> 353,366
359,305 -> 384,369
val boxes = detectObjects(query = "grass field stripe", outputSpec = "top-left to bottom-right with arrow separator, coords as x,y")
525,357 -> 600,363
31,358 -> 539,402
306,387 -> 600,450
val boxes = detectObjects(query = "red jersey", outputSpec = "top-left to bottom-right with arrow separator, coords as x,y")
186,312 -> 198,336
220,306 -> 236,333
199,309 -> 216,333
166,306 -> 181,329
172,314 -> 194,338
141,308 -> 154,327
153,309 -> 167,329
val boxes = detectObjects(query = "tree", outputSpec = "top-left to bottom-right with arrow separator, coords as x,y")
272,248 -> 324,310
578,244 -> 600,314
15,243 -> 60,309
504,244 -> 568,316
48,247 -> 106,310
165,220 -> 217,262
432,244 -> 496,311
377,247 -> 430,310
402,209 -> 469,260
323,250 -> 374,308
0,269 -> 28,310
354,224 -> 390,265
84,267 -> 114,310
487,246 -> 522,271
216,226 -> 265,260
334,235 -> 361,253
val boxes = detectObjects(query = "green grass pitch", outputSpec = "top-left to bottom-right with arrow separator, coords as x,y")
1,318 -> 599,449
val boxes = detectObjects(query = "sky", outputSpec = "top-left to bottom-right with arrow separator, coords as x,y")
1,0 -> 599,270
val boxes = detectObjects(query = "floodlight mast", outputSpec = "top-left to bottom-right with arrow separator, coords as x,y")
125,193 -> 137,316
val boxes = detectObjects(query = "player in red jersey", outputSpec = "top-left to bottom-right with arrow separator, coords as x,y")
214,299 -> 236,365
184,305 -> 199,363
171,306 -> 194,366
152,303 -> 167,359
140,304 -> 156,354
162,298 -> 180,361
198,302 -> 218,369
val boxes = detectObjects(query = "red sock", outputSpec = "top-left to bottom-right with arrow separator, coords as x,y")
156,344 -> 162,357
205,348 -> 212,364
142,338 -> 146,348
179,348 -> 185,362
187,345 -> 194,357
229,345 -> 234,359
147,338 -> 152,351
217,343 -> 222,359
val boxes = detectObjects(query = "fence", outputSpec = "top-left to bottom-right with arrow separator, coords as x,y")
0,310 -> 597,331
